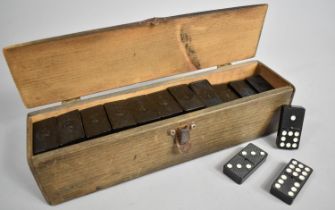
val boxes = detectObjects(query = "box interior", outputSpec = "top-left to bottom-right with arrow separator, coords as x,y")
27,60 -> 294,158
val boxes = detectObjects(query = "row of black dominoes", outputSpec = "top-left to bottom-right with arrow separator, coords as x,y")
223,143 -> 313,205
33,74 -> 274,155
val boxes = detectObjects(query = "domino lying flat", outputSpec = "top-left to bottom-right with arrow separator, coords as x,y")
276,105 -> 305,149
223,143 -> 268,184
270,159 -> 313,205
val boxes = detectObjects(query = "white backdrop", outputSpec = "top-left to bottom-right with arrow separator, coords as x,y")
0,0 -> 334,209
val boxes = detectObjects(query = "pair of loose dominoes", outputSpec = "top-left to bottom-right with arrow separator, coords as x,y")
223,143 -> 313,205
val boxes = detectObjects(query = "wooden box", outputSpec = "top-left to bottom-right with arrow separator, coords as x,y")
3,4 -> 294,205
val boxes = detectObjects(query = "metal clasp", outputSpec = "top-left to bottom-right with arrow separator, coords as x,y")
169,123 -> 196,153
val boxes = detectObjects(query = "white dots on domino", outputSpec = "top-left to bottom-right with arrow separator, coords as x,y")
282,130 -> 287,136
293,172 -> 298,176
290,115 -> 296,121
286,168 -> 292,173
251,151 -> 256,156
288,191 -> 295,197
242,151 -> 247,156
260,151 -> 265,156
286,143 -> 291,148
280,142 -> 285,147
278,179 -> 284,184
299,175 -> 305,180
292,160 -> 298,165
298,164 -> 304,168
227,163 -> 233,168
294,131 -> 300,136
291,187 -> 297,192
281,136 -> 286,141
293,138 -> 299,143
281,175 -> 287,180
236,164 -> 242,168
302,171 -> 308,176
275,183 -> 281,189
292,143 -> 298,148
288,131 -> 293,136
246,164 -> 252,169
294,182 -> 301,188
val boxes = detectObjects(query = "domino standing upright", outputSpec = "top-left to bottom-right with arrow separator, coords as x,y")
223,143 -> 268,184
270,159 -> 313,205
276,105 -> 305,149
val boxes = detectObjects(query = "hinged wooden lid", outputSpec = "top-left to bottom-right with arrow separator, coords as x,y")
3,4 -> 267,108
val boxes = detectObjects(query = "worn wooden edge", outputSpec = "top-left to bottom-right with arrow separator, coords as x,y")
3,4 -> 268,108
26,117 -> 52,203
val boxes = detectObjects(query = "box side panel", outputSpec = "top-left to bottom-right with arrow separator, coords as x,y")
30,87 -> 293,204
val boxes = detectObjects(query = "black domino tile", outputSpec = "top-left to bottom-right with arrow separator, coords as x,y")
270,159 -> 313,205
104,100 -> 137,131
147,90 -> 183,119
213,83 -> 240,102
223,143 -> 268,184
229,80 -> 257,97
168,84 -> 205,112
127,95 -> 161,125
57,110 -> 86,146
246,75 -> 273,93
276,105 -> 305,150
33,117 -> 59,154
189,80 -> 223,107
81,105 -> 112,139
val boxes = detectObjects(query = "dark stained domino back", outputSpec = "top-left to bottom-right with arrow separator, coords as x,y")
223,143 -> 268,184
57,110 -> 85,146
246,75 -> 273,93
276,105 -> 305,149
33,117 -> 59,154
213,83 -> 240,102
229,80 -> 257,97
81,105 -> 112,139
147,90 -> 183,119
104,100 -> 137,131
270,159 -> 313,205
189,80 -> 223,107
168,84 -> 205,112
127,95 -> 161,125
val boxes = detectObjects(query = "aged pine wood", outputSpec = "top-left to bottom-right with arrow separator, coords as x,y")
4,4 -> 267,108
29,88 -> 293,205
26,61 -> 294,204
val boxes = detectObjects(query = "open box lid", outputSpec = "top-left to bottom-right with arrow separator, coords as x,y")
3,4 -> 267,108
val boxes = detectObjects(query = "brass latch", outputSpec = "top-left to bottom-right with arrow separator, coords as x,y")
169,123 -> 196,153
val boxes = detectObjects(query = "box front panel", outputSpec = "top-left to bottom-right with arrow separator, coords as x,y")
30,87 -> 293,204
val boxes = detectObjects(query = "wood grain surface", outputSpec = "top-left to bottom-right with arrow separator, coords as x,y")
3,4 -> 267,108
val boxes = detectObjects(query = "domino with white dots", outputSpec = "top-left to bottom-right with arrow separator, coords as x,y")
270,159 -> 313,205
276,105 -> 305,150
223,143 -> 268,184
